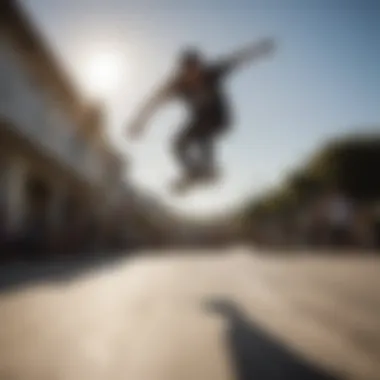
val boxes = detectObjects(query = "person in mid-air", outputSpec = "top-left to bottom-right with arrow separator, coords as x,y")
127,38 -> 276,193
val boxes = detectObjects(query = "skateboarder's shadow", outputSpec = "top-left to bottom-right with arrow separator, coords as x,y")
205,299 -> 342,380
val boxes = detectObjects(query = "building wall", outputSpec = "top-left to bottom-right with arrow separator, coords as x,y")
0,1 -> 132,257
0,35 -> 103,185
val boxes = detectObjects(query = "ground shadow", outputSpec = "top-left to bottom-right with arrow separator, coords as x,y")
205,299 -> 343,380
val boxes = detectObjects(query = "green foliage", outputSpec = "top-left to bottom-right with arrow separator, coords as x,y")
306,134 -> 380,199
242,133 -> 380,224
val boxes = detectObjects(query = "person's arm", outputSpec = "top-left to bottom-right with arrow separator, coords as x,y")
217,37 -> 276,75
127,80 -> 176,139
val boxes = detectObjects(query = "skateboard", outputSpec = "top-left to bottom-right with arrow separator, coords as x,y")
170,168 -> 221,195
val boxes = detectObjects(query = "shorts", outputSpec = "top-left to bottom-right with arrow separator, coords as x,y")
187,104 -> 231,138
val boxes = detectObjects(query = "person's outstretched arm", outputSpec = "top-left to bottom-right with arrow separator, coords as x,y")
217,37 -> 276,75
127,80 -> 176,139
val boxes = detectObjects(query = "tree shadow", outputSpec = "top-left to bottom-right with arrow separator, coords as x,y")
205,298 -> 343,380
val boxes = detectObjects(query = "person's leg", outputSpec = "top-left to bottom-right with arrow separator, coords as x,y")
172,121 -> 199,175
196,106 -> 230,177
194,119 -> 227,178
196,133 -> 217,175
172,116 -> 224,179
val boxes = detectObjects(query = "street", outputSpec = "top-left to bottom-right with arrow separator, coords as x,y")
0,249 -> 379,380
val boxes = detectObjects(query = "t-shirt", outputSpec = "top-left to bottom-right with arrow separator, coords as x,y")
169,62 -> 231,115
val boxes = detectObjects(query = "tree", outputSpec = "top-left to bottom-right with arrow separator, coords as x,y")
286,172 -> 322,201
241,132 -> 380,228
305,134 -> 380,200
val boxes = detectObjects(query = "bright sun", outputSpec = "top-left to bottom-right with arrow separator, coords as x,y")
83,51 -> 124,97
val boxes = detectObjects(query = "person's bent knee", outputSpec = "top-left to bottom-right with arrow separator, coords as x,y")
172,134 -> 188,158
172,137 -> 182,155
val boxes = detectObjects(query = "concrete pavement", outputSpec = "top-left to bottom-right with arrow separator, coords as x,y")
0,249 -> 379,380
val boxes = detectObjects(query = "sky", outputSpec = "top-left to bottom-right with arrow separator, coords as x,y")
21,0 -> 380,216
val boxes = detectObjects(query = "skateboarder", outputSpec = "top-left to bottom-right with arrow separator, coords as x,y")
127,38 -> 276,193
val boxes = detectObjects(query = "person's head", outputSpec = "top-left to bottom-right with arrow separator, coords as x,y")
178,48 -> 204,78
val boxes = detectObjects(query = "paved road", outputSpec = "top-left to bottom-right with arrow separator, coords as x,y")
0,249 -> 379,380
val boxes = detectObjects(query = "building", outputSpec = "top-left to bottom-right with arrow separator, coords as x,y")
0,0 -> 130,257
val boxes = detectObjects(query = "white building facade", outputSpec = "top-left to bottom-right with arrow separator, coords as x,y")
0,1 -> 130,255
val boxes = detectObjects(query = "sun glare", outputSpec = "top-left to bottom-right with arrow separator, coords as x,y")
82,50 -> 125,98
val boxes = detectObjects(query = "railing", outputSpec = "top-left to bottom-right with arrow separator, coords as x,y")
0,38 -> 103,184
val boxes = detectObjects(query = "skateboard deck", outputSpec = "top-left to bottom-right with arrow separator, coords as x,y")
170,169 -> 221,195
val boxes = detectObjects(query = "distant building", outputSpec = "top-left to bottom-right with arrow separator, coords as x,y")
0,0 -> 130,255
